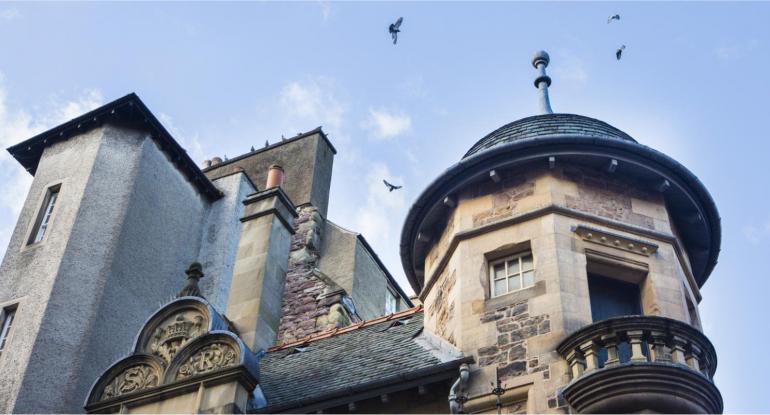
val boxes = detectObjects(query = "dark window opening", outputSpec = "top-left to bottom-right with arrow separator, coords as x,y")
588,273 -> 642,322
0,305 -> 17,357
28,185 -> 61,245
588,273 -> 644,366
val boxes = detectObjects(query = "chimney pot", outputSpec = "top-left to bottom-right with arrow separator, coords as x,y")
211,156 -> 223,166
266,164 -> 285,188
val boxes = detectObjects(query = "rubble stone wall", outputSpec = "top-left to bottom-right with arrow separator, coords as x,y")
276,206 -> 352,344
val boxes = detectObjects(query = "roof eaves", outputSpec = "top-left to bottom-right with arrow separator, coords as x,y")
6,93 -> 223,202
257,355 -> 474,413
267,305 -> 424,352
200,126 -> 337,175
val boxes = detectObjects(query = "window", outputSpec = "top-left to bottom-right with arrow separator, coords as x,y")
28,185 -> 60,245
490,252 -> 535,297
587,273 -> 641,322
0,305 -> 17,357
385,290 -> 398,314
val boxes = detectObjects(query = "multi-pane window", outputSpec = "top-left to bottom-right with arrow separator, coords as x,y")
385,290 -> 398,314
490,252 -> 535,297
0,305 -> 17,357
29,185 -> 60,245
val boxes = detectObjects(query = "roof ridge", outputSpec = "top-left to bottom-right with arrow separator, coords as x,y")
268,304 -> 424,352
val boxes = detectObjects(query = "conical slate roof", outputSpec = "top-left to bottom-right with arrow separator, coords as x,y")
464,113 -> 636,159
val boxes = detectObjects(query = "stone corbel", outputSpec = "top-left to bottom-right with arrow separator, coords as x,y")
572,225 -> 658,256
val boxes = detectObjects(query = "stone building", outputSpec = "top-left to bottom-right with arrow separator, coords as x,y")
0,51 -> 722,414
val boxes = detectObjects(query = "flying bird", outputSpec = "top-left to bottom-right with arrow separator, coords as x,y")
383,179 -> 402,192
616,45 -> 626,60
389,17 -> 403,45
607,14 -> 620,24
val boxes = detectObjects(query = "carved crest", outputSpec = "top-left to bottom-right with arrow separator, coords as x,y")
150,313 -> 205,365
177,343 -> 237,380
101,364 -> 158,400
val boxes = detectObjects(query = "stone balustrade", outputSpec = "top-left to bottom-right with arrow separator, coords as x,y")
556,315 -> 721,413
557,315 -> 716,380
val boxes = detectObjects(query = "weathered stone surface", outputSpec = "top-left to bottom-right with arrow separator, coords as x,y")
472,178 -> 536,227
498,361 -> 527,378
476,299 -> 551,383
508,343 -> 526,360
276,206 -> 361,344
429,270 -> 456,344
478,345 -> 499,356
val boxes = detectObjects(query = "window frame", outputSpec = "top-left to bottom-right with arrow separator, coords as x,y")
489,251 -> 535,298
0,304 -> 18,358
27,183 -> 61,246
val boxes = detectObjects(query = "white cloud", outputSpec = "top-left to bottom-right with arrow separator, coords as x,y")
714,39 -> 759,61
551,51 -> 588,84
279,77 -> 345,135
363,107 -> 412,140
316,0 -> 331,22
0,8 -> 20,21
0,73 -> 103,259
353,162 -> 406,248
742,219 -> 770,244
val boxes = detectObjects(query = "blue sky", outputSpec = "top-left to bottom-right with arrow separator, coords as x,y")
0,2 -> 768,412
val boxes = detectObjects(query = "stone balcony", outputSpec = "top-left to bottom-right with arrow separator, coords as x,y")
556,315 -> 723,414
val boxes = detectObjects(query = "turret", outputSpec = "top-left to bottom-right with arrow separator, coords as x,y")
401,52 -> 722,413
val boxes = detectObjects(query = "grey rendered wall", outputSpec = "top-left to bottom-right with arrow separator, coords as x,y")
352,238 -> 393,319
317,221 -> 357,293
318,221 -> 405,320
0,128 -> 104,413
1,125 -> 215,413
197,173 -> 254,311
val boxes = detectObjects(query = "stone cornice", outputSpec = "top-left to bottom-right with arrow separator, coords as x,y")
241,187 -> 298,234
572,225 -> 659,256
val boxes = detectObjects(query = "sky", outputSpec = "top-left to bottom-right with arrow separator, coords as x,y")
0,1 -> 768,412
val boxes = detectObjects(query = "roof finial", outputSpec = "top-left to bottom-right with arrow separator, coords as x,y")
532,50 -> 554,114
178,262 -> 205,298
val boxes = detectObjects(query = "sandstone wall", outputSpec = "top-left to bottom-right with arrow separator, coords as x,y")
419,164 -> 700,413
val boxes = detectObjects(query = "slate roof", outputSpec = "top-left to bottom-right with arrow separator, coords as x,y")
256,309 -> 466,413
463,113 -> 636,158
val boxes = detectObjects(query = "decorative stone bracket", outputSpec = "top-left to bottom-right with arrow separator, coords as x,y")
572,225 -> 658,256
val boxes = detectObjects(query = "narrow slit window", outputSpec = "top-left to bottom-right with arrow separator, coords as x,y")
0,305 -> 17,357
490,252 -> 535,297
29,185 -> 60,245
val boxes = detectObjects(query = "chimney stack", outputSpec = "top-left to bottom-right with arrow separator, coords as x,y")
226,169 -> 297,351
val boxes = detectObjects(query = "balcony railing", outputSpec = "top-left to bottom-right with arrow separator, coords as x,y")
556,315 -> 722,414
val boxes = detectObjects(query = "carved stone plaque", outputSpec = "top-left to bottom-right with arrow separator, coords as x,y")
176,343 -> 237,380
101,364 -> 159,400
149,312 -> 205,365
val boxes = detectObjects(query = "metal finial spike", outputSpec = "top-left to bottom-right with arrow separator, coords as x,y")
532,50 -> 554,114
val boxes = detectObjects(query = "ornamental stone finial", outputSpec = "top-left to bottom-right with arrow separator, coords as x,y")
178,262 -> 205,298
532,50 -> 554,114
